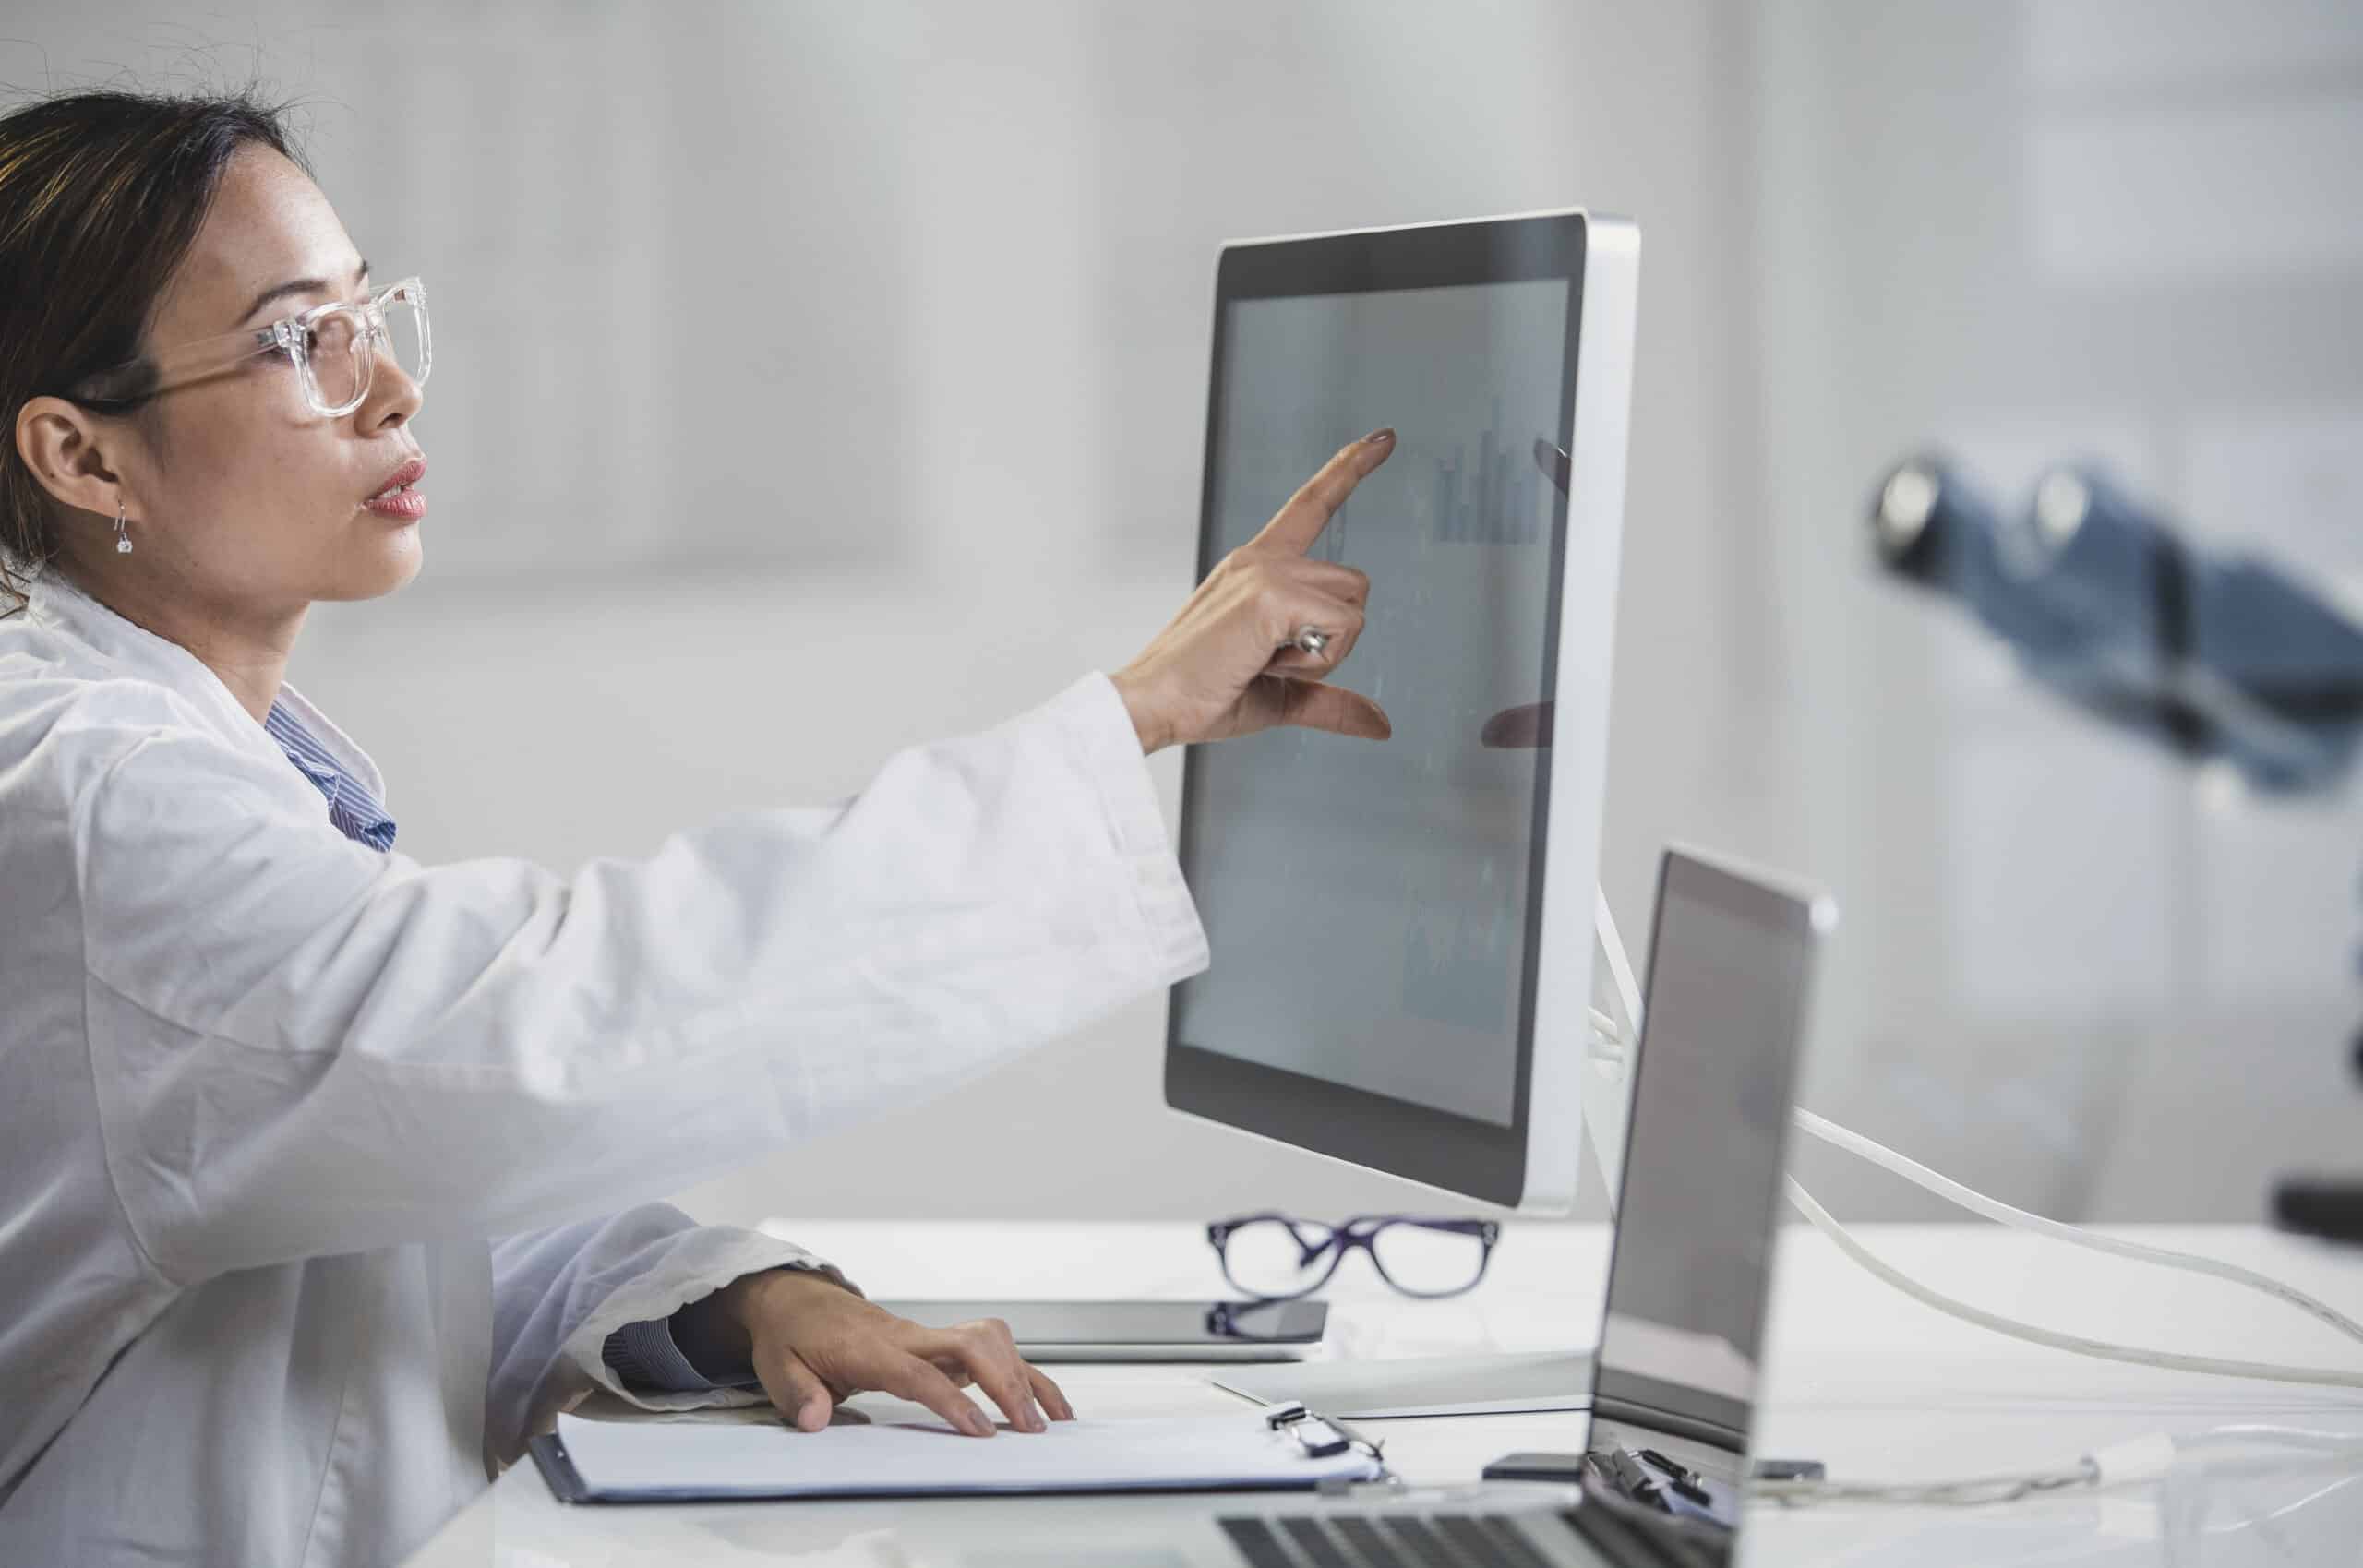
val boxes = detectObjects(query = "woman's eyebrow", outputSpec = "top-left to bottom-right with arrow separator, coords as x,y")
236,257 -> 370,327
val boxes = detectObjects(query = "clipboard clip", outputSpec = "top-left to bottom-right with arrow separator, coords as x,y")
1264,1400 -> 1385,1465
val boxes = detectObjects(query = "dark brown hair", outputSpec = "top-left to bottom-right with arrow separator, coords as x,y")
0,89 -> 308,616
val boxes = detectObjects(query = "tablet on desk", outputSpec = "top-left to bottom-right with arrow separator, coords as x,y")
873,1299 -> 1327,1362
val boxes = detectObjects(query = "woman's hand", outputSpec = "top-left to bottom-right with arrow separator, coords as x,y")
714,1268 -> 1073,1436
1110,429 -> 1396,754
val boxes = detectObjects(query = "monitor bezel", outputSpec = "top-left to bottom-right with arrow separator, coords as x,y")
1162,210 -> 1614,1209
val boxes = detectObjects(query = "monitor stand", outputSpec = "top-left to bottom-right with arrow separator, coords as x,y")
1213,895 -> 1637,1420
1212,1350 -> 1596,1418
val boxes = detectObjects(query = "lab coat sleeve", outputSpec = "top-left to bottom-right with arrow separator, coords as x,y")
76,674 -> 1208,1286
483,1203 -> 851,1467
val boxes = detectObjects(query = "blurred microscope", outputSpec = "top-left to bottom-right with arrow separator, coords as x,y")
1866,455 -> 2363,1243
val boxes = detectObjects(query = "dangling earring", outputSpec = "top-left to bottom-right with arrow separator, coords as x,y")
114,498 -> 133,556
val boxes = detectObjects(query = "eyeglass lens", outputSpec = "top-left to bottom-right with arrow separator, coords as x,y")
1366,1220 -> 1489,1296
1218,1217 -> 1338,1298
305,289 -> 427,411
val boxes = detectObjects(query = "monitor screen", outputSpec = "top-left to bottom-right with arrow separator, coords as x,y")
1591,852 -> 1823,1448
1170,277 -> 1572,1128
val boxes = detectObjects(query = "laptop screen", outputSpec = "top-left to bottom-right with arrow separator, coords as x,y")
1590,850 -> 1827,1449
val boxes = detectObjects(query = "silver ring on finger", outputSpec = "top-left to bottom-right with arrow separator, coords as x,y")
1289,624 -> 1332,656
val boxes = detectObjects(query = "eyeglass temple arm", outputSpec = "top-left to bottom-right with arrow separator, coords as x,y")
1584,886 -> 1646,1219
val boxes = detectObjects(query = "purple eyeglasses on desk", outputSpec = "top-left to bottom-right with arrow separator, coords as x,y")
1207,1214 -> 1502,1300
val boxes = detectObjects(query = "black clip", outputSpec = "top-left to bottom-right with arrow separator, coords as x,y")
1265,1402 -> 1384,1465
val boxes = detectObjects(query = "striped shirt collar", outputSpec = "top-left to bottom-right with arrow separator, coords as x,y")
263,694 -> 398,853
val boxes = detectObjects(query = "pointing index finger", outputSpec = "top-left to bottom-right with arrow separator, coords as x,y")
1248,428 -> 1395,557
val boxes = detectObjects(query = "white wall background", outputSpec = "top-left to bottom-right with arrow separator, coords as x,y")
9,1 -> 2358,1229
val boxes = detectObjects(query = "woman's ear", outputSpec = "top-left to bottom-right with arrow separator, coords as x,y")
16,395 -> 131,520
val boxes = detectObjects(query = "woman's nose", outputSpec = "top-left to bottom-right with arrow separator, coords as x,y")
362,348 -> 423,430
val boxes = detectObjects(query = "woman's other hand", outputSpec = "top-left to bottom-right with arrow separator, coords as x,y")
1110,429 -> 1396,753
716,1269 -> 1073,1435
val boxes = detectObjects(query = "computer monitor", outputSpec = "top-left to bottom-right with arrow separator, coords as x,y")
1165,209 -> 1639,1212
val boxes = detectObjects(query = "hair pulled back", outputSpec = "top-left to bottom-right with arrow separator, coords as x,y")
0,89 -> 307,616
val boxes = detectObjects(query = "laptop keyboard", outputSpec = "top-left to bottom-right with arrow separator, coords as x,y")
1222,1513 -> 1553,1568
1219,1503 -> 1729,1568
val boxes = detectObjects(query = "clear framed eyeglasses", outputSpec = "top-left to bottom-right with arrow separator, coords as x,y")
1207,1213 -> 1501,1300
72,277 -> 431,419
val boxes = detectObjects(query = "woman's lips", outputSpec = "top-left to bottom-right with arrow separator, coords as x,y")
363,486 -> 426,521
365,454 -> 427,521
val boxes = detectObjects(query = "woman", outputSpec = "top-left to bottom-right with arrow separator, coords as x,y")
0,90 -> 1392,1568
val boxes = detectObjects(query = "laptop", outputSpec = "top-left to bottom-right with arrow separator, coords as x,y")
1029,846 -> 1830,1568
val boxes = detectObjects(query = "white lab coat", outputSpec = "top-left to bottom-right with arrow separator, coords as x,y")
0,569 -> 1208,1567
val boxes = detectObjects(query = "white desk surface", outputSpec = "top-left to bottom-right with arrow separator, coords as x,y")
402,1220 -> 2363,1567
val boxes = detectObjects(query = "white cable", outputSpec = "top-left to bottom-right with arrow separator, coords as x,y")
1588,1006 -> 2363,1352
1784,1177 -> 2363,1390
1752,1461 -> 2095,1508
2163,1466 -> 2363,1568
1591,886 -> 1644,1040
1748,1414 -> 2363,1516
1791,1107 -> 2363,1349
1751,1427 -> 2363,1513
1581,919 -> 2363,1391
2177,1424 -> 2363,1455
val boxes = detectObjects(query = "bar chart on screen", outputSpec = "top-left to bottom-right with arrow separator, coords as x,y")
1431,400 -> 1548,545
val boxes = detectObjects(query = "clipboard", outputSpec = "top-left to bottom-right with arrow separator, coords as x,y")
530,1401 -> 1387,1503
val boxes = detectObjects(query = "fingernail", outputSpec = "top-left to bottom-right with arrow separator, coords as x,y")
966,1408 -> 996,1437
1361,426 -> 1395,445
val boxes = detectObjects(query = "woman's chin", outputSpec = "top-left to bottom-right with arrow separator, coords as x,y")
319,530 -> 426,602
